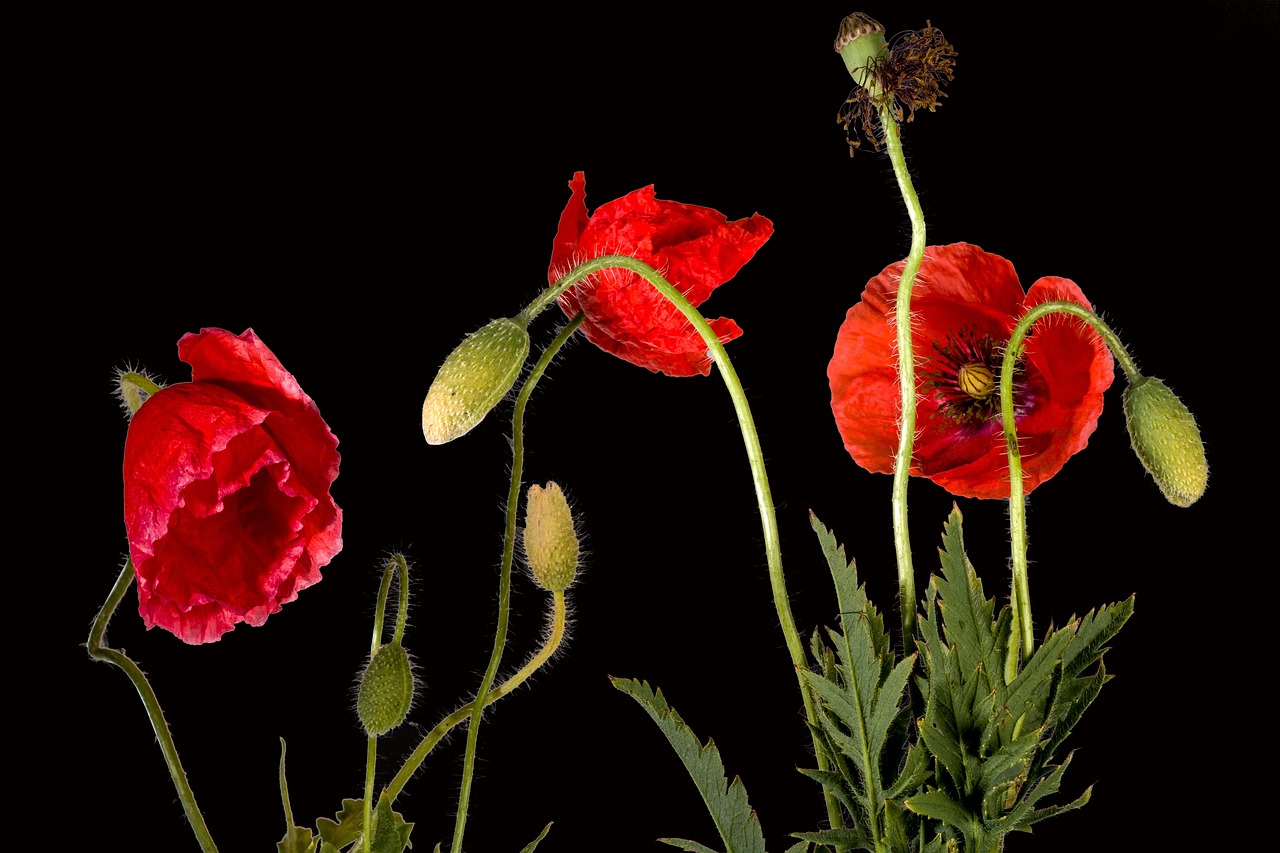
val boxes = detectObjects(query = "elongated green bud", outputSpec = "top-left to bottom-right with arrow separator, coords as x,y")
523,482 -> 579,592
1123,376 -> 1208,507
422,317 -> 530,445
356,641 -> 415,737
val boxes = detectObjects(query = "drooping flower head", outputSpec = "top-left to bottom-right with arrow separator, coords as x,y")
123,328 -> 342,643
829,243 -> 1114,499
548,171 -> 774,377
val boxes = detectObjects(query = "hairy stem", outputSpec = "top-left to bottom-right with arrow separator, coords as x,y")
1000,299 -> 1133,661
386,590 -> 568,803
880,102 -> 927,652
87,562 -> 219,853
448,315 -> 583,853
523,256 -> 841,831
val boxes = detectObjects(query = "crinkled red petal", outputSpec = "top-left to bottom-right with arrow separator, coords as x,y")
123,328 -> 342,643
550,172 -> 773,377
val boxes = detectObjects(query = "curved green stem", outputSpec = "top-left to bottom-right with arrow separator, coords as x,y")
386,590 -> 568,803
522,255 -> 841,831
880,102 -> 927,650
370,565 -> 394,651
1000,300 -> 1134,661
86,561 -> 219,853
448,315 -> 583,853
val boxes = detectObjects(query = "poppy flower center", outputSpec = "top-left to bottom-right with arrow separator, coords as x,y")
925,325 -> 1022,426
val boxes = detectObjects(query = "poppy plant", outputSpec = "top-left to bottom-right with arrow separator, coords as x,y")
829,242 -> 1114,499
548,171 -> 774,377
123,328 -> 342,643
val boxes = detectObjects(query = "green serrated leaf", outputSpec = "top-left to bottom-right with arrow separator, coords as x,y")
1001,752 -> 1085,831
918,663 -> 966,790
319,843 -> 342,853
977,725 -> 1041,794
277,826 -> 318,853
882,797 -> 910,853
883,741 -> 932,801
1043,661 -> 1108,758
805,514 -> 915,847
518,822 -> 553,853
369,790 -> 413,853
783,842 -> 812,853
865,654 -> 915,769
933,508 -> 1002,693
903,790 -> 974,831
797,767 -> 858,817
1004,624 -> 1073,730
317,798 -> 365,848
613,677 -> 766,853
790,827 -> 869,848
1060,597 -> 1135,680
659,839 -> 723,852
1018,784 -> 1092,830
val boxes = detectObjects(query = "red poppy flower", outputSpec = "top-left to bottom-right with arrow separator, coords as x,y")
123,328 -> 342,644
548,171 -> 774,377
828,243 -> 1114,499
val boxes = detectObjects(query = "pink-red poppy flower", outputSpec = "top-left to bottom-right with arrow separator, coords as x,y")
828,243 -> 1114,499
123,328 -> 342,643
548,171 -> 773,377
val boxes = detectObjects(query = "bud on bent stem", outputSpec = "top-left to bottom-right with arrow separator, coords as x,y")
1124,377 -> 1208,507
523,482 -> 580,592
421,317 -> 531,445
357,641 -> 416,737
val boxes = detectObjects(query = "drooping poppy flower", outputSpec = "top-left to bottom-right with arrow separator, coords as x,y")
828,243 -> 1114,499
548,171 -> 774,377
123,328 -> 342,643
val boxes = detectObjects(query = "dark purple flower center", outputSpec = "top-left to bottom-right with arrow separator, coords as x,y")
925,326 -> 1025,425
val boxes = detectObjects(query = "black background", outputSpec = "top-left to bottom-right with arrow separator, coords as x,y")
53,3 -> 1271,852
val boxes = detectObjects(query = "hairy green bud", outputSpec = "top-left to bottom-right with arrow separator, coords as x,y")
422,317 -> 530,445
356,641 -> 415,737
1123,376 -> 1208,507
523,482 -> 579,592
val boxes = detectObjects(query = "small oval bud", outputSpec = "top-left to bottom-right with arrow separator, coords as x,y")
422,317 -> 530,445
1123,376 -> 1208,507
356,641 -> 415,737
522,482 -> 579,592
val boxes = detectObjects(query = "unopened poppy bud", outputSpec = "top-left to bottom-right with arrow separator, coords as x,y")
356,641 -> 415,737
1123,376 -> 1208,507
834,12 -> 887,96
422,317 -> 530,445
522,482 -> 579,592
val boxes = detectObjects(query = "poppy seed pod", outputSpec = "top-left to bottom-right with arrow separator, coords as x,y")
834,12 -> 888,95
356,641 -> 415,737
523,482 -> 579,592
422,317 -> 530,445
1123,376 -> 1208,507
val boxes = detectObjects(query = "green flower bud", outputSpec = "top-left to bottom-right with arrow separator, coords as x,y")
422,317 -> 530,445
522,482 -> 579,592
356,641 -> 415,737
834,12 -> 888,97
1123,376 -> 1208,507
